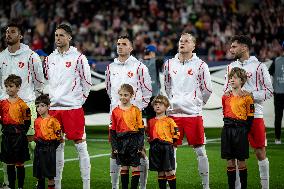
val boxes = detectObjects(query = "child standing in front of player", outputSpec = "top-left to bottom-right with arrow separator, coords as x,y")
0,74 -> 31,189
147,95 -> 180,189
221,67 -> 254,189
33,94 -> 62,189
110,84 -> 145,189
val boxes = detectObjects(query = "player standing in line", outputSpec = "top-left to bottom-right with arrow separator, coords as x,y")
147,95 -> 180,189
268,42 -> 284,144
105,35 -> 152,189
45,24 -> 92,189
224,35 -> 273,189
110,84 -> 145,189
0,21 -> 44,188
33,94 -> 62,189
221,67 -> 254,189
0,74 -> 31,189
164,33 -> 212,189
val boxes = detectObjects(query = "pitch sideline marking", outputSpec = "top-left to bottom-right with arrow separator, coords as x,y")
0,130 -> 276,171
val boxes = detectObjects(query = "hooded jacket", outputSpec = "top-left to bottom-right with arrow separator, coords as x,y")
164,53 -> 212,116
105,55 -> 152,111
223,56 -> 273,118
0,43 -> 44,103
45,46 -> 91,110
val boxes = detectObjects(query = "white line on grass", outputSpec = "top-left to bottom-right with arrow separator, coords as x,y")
0,131 -> 276,171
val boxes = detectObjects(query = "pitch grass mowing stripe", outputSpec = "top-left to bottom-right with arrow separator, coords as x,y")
0,138 -> 222,171
0,130 -> 276,171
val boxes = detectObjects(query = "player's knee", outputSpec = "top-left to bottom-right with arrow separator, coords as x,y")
255,147 -> 266,160
227,159 -> 236,167
194,145 -> 207,157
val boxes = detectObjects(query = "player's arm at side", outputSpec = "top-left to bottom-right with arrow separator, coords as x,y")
246,95 -> 254,130
78,55 -> 92,103
252,63 -> 273,102
136,108 -> 145,151
110,111 -> 118,153
170,118 -> 180,145
20,101 -> 31,133
200,62 -> 213,105
53,118 -> 62,140
163,60 -> 172,98
105,65 -> 111,97
138,64 -> 152,109
31,52 -> 45,96
52,118 -> 63,146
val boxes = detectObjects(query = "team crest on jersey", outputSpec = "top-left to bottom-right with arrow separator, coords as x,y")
65,62 -> 71,68
187,68 -> 193,75
127,71 -> 134,78
18,62 -> 24,68
246,72 -> 252,78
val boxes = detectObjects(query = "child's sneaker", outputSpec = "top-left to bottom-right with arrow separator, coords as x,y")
275,139 -> 282,144
1,183 -> 10,189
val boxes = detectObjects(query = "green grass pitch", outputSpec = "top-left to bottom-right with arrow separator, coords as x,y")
1,127 -> 283,188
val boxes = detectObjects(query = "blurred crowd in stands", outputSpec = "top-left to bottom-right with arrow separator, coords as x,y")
0,0 -> 283,62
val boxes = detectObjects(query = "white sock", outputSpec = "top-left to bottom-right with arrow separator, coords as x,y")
258,158 -> 269,189
235,160 -> 241,189
75,141 -> 91,189
55,143 -> 65,189
173,147 -> 177,175
110,158 -> 120,189
194,146 -> 210,189
139,157 -> 149,189
2,163 -> 9,186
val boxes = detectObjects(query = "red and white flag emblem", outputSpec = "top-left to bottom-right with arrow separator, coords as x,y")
188,68 -> 193,75
18,62 -> 24,68
66,62 -> 71,68
127,71 -> 134,78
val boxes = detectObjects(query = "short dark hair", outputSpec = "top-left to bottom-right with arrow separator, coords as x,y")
7,20 -> 24,35
230,35 -> 252,49
56,24 -> 72,36
151,95 -> 170,108
228,67 -> 247,87
4,74 -> 22,87
118,34 -> 133,44
35,94 -> 51,106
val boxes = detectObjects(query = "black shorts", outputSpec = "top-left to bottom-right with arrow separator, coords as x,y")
0,125 -> 30,164
149,140 -> 175,172
221,124 -> 249,160
116,134 -> 142,167
33,140 -> 59,179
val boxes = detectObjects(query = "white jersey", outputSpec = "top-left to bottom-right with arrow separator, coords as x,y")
164,53 -> 212,116
45,46 -> 92,110
0,43 -> 44,103
105,55 -> 152,111
223,56 -> 273,118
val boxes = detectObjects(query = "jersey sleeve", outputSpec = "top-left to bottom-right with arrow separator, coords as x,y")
105,65 -> 111,97
137,64 -> 152,109
52,118 -> 62,140
30,52 -> 45,97
223,65 -> 231,92
253,63 -> 273,102
199,62 -> 212,105
170,118 -> 180,139
246,95 -> 254,117
77,55 -> 92,103
136,107 -> 144,129
21,101 -> 31,133
163,60 -> 172,98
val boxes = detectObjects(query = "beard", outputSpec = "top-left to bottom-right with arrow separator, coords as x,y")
6,38 -> 19,46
